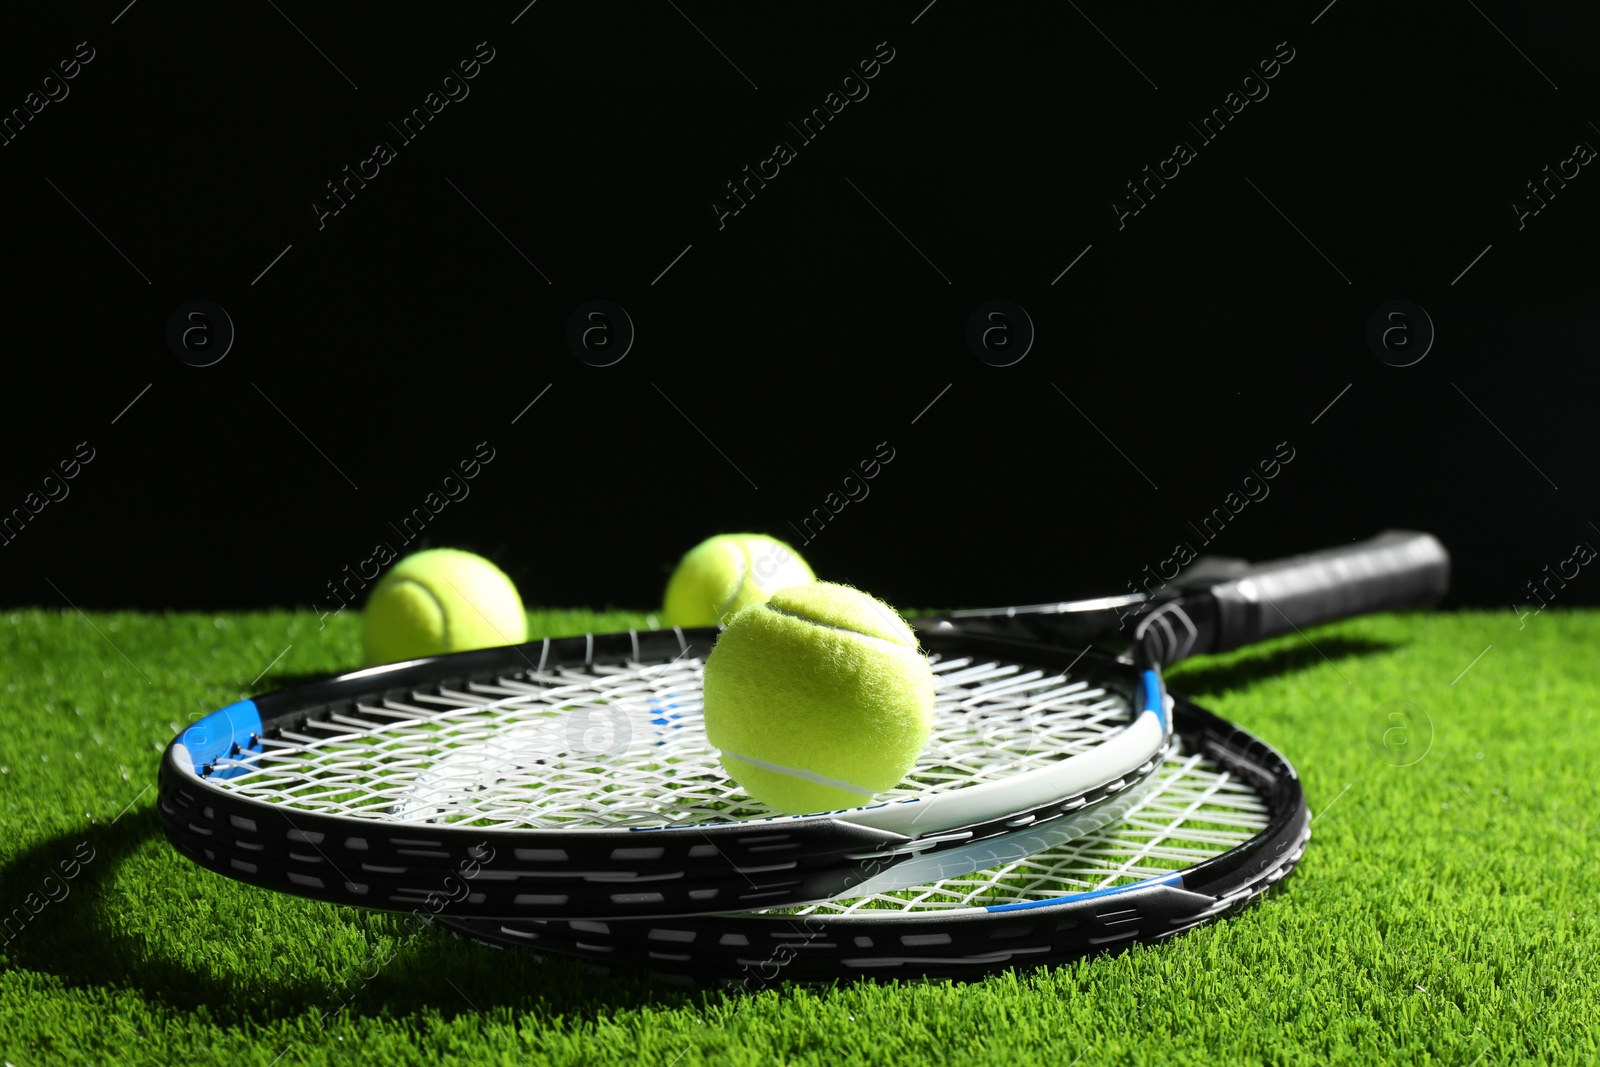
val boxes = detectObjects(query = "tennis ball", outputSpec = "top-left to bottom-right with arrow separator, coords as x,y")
661,533 -> 815,628
362,548 -> 528,666
703,582 -> 935,814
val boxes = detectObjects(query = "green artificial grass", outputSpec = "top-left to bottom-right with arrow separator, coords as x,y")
0,607 -> 1595,1066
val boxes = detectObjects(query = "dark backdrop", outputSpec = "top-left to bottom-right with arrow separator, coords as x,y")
1,0 -> 1596,616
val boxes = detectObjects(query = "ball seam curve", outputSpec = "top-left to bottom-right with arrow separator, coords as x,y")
719,749 -> 880,797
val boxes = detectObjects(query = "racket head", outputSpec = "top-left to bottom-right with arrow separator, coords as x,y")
159,620 -> 1169,919
435,690 -> 1309,982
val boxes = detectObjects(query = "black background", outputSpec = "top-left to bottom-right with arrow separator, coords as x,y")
1,0 -> 1596,616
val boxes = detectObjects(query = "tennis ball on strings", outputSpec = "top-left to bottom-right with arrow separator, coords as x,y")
661,533 -> 815,627
362,548 -> 528,666
703,582 -> 935,815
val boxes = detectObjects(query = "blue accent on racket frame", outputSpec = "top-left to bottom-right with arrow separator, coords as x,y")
983,871 -> 1183,913
181,699 -> 263,778
1139,669 -> 1166,730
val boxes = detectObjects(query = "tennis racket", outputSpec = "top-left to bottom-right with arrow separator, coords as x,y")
158,531 -> 1446,920
438,681 -> 1307,982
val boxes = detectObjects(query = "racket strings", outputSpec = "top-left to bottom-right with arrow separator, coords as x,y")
789,747 -> 1268,916
205,652 -> 1133,831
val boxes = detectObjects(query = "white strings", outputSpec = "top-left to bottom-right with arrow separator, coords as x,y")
208,653 -> 1133,830
792,746 -> 1268,915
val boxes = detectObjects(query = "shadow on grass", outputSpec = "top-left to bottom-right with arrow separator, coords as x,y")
1166,634 -> 1397,697
0,814 -> 723,1028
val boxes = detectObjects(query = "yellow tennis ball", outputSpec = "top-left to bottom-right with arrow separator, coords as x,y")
661,533 -> 815,627
703,582 -> 935,814
361,548 -> 527,666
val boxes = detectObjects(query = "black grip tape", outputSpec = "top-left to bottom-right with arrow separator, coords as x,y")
1208,530 -> 1449,653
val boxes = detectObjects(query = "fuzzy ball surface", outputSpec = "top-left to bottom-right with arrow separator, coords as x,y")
362,549 -> 527,666
661,534 -> 815,628
703,581 -> 935,814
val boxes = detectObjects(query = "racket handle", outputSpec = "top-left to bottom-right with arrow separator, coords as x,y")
1206,530 -> 1449,653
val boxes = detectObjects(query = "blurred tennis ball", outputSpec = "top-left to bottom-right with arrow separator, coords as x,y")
702,582 -> 935,814
661,533 -> 815,627
362,548 -> 527,666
